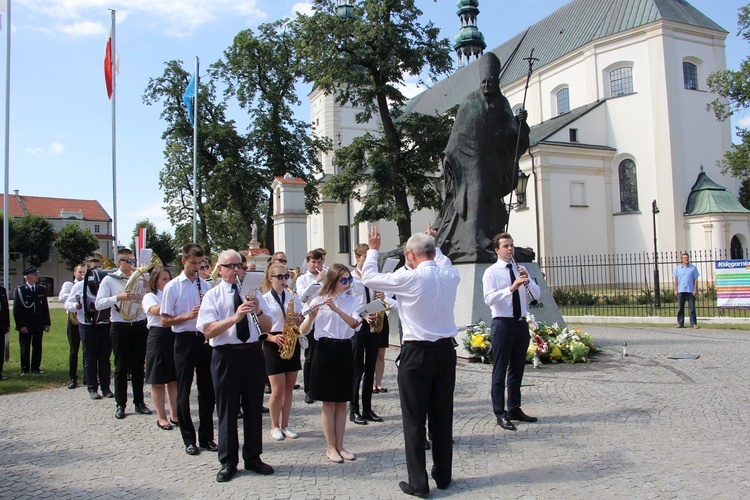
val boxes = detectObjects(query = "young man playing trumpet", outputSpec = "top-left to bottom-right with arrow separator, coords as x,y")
482,233 -> 541,431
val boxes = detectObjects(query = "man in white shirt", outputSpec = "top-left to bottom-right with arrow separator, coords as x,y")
296,249 -> 325,404
59,264 -> 86,389
482,233 -> 541,432
95,248 -> 150,419
362,224 -> 460,497
197,249 -> 274,483
161,243 -> 216,456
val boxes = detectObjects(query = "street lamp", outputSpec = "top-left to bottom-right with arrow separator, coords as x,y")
652,199 -> 661,308
506,170 -> 529,210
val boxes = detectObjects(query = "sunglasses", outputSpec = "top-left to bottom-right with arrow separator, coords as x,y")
219,263 -> 244,270
119,258 -> 136,264
276,258 -> 288,264
273,274 -> 291,280
199,265 -> 210,271
340,276 -> 353,285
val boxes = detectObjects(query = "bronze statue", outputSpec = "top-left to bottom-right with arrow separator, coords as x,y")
435,52 -> 530,263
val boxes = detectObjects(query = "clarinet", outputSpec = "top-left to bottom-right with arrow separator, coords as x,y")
238,275 -> 268,341
195,272 -> 204,302
510,256 -> 540,307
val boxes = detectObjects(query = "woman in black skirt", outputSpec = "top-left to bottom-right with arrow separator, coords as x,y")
261,263 -> 303,441
300,264 -> 361,463
142,267 -> 178,430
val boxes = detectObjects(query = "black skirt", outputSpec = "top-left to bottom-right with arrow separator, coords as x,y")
377,313 -> 390,348
262,333 -> 302,375
310,337 -> 353,402
145,326 -> 176,385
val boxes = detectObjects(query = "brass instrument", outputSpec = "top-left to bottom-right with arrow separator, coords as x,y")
370,291 -> 391,334
279,270 -> 300,360
69,294 -> 81,326
510,256 -> 540,308
120,253 -> 163,321
93,251 -> 117,270
209,260 -> 221,287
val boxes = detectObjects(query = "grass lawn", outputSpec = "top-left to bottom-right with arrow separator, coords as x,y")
0,308 -> 108,396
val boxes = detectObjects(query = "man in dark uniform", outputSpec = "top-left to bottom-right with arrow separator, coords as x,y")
0,284 -> 10,380
13,267 -> 51,375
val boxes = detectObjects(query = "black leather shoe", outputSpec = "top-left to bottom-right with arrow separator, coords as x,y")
362,410 -> 383,422
157,421 -> 173,431
216,465 -> 237,483
399,481 -> 428,497
169,419 -> 179,426
114,406 -> 125,419
293,383 -> 301,389
262,406 -> 270,414
497,416 -> 516,431
245,460 -> 274,475
89,391 -> 102,400
68,378 -> 77,389
185,444 -> 200,456
304,393 -> 315,404
350,412 -> 368,425
134,403 -> 152,415
102,391 -> 115,398
200,440 -> 218,452
507,409 -> 538,423
431,468 -> 451,490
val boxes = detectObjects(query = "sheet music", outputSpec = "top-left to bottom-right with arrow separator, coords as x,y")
239,271 -> 264,299
382,258 -> 399,274
299,282 -> 321,304
357,300 -> 387,318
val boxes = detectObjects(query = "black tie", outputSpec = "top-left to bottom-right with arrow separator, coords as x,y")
232,284 -> 250,343
271,289 -> 286,318
506,263 -> 522,320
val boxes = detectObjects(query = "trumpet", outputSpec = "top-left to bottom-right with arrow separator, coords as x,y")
510,256 -> 541,308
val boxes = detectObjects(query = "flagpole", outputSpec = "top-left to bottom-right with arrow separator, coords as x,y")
110,9 -> 117,256
3,0 -> 11,291
192,56 -> 198,243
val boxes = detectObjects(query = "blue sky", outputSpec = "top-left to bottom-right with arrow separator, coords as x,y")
1,0 -> 748,246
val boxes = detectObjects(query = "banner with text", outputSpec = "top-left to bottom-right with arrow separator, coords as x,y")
716,259 -> 750,309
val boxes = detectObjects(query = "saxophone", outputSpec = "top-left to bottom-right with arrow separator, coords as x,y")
279,270 -> 300,360
370,291 -> 390,334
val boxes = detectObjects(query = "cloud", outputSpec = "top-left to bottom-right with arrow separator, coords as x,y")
291,2 -> 314,16
126,202 -> 172,233
25,147 -> 43,155
397,73 -> 425,100
736,116 -> 750,128
49,142 -> 65,154
16,0 -> 266,37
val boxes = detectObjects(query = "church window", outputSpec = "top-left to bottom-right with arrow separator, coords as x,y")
556,87 -> 570,115
683,61 -> 698,90
610,67 -> 633,97
618,159 -> 639,212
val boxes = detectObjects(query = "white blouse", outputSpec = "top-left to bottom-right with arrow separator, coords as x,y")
308,292 -> 361,341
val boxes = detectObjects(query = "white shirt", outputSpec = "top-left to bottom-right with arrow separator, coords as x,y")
361,248 -> 459,342
95,270 -> 146,322
160,272 -> 212,333
142,291 -> 164,329
58,280 -> 79,302
482,259 -> 541,318
307,292 -> 361,340
296,271 -> 322,306
351,267 -> 370,307
262,288 -> 302,332
64,280 -> 89,325
196,279 -> 272,346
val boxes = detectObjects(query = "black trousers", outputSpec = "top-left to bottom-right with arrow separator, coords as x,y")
398,340 -> 456,493
351,323 -> 379,414
19,329 -> 43,373
67,319 -> 81,379
491,318 -> 529,417
110,320 -> 148,407
174,333 -> 215,446
302,327 -> 317,393
80,323 -> 112,394
0,330 -> 4,375
211,343 -> 265,468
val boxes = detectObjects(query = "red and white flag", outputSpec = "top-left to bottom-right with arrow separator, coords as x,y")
137,227 -> 147,263
103,19 -> 119,99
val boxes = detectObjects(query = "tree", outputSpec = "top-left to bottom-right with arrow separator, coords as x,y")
14,215 -> 54,268
214,20 -> 329,251
143,60 -> 267,256
130,220 -> 178,267
707,4 -> 750,177
54,223 -> 99,270
294,0 -> 453,244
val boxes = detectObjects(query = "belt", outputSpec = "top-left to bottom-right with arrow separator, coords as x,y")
318,337 -> 351,344
176,330 -> 204,337
403,338 -> 456,347
493,317 -> 526,322
114,319 -> 146,327
215,342 -> 259,350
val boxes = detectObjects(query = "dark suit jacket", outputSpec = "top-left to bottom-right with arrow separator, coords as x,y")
13,284 -> 51,333
0,286 -> 9,333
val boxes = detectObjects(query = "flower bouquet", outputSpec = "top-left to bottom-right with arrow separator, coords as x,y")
463,321 -> 493,363
526,316 -> 598,365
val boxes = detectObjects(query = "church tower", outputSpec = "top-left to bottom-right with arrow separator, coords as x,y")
454,0 -> 486,68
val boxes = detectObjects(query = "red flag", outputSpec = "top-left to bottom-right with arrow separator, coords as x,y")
137,227 -> 147,262
104,23 -> 113,99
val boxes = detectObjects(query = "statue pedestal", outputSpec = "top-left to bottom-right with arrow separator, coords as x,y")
453,262 -> 565,359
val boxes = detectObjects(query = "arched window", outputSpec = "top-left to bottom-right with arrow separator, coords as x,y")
683,61 -> 698,90
731,235 -> 745,259
610,67 -> 633,97
556,87 -> 570,115
618,159 -> 639,212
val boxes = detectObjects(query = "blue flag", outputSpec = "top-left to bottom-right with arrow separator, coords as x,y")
183,74 -> 196,126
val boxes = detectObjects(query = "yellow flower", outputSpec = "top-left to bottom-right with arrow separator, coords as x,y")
471,336 -> 485,348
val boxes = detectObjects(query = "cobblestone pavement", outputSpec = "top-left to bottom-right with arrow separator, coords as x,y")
1,325 -> 749,499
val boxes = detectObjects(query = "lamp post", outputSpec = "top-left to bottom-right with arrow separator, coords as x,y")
515,170 -> 529,207
652,199 -> 661,308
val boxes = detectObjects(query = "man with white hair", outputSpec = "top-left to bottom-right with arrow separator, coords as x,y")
362,224 -> 460,497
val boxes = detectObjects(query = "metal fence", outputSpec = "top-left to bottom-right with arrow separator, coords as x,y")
538,249 -> 750,318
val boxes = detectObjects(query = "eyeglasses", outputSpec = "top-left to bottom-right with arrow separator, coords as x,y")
119,258 -> 136,264
199,266 -> 210,271
272,274 -> 291,280
219,263 -> 244,270
275,258 -> 288,264
340,276 -> 353,285
242,266 -> 248,271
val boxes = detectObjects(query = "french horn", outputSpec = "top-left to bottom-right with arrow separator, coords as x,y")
120,253 -> 162,321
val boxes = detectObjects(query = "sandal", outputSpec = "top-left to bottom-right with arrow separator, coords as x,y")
377,387 -> 388,393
